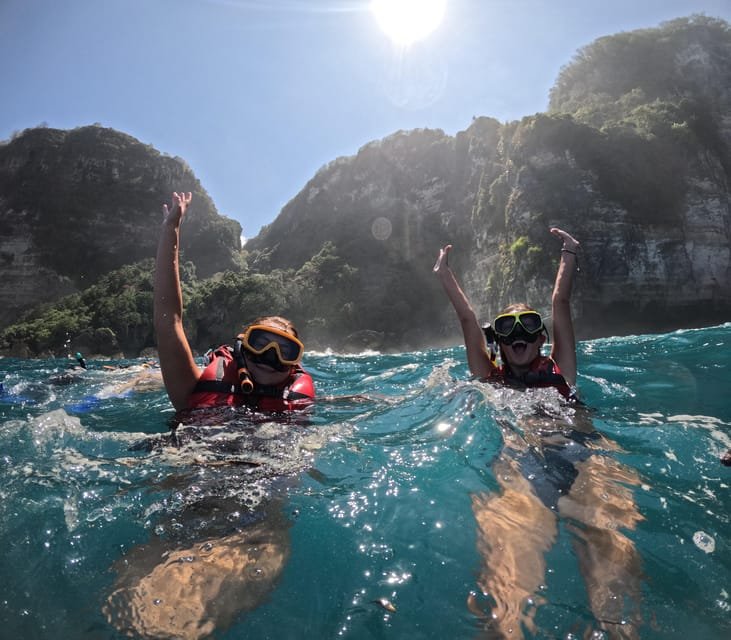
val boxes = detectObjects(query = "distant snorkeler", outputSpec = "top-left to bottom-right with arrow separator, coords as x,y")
75,352 -> 87,369
154,192 -> 315,416
435,228 -> 644,639
47,351 -> 88,386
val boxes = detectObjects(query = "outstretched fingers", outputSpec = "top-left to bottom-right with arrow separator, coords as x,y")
433,244 -> 452,272
162,192 -> 193,224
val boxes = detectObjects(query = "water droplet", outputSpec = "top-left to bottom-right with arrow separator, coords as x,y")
371,217 -> 393,241
693,531 -> 715,553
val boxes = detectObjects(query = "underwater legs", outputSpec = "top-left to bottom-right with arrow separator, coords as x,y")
469,456 -> 558,639
103,506 -> 291,640
558,455 -> 644,639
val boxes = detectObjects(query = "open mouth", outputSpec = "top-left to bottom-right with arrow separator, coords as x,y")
510,340 -> 528,356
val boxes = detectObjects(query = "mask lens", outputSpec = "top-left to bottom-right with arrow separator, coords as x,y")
493,312 -> 544,340
518,312 -> 543,333
244,328 -> 303,364
494,315 -> 517,336
249,348 -> 290,371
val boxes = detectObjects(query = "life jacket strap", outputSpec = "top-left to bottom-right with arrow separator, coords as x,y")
192,379 -> 238,395
191,378 -> 288,398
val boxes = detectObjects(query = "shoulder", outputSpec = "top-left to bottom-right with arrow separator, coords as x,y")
288,368 -> 315,400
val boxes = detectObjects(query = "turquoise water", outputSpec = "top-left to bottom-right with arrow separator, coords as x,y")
0,325 -> 729,639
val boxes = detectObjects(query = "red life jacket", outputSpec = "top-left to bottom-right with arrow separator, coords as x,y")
489,355 -> 576,401
187,345 -> 315,412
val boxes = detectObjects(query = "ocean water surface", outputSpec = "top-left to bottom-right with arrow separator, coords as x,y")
0,324 -> 729,639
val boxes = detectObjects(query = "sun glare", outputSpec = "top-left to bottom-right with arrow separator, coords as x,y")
370,0 -> 446,47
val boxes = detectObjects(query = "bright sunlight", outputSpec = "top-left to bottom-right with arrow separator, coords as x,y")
370,0 -> 446,46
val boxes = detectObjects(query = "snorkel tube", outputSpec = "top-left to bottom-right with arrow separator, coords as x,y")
233,336 -> 254,394
481,323 -> 499,368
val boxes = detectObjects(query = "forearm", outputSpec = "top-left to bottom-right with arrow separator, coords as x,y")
154,221 -> 184,331
550,248 -> 578,386
438,267 -> 479,326
438,268 -> 493,378
552,250 -> 577,307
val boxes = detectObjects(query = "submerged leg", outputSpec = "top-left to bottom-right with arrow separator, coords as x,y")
103,509 -> 291,640
558,454 -> 644,639
469,456 -> 558,639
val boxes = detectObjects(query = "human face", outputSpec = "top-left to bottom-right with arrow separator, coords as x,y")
238,324 -> 303,386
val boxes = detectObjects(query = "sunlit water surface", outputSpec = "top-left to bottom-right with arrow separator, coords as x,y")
0,325 -> 729,639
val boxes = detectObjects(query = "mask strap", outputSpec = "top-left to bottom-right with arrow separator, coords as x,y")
482,323 -> 498,367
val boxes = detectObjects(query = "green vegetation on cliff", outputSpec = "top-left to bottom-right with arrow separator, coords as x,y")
0,124 -> 243,298
2,15 -> 730,355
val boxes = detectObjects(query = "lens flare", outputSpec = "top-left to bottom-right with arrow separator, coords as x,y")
370,0 -> 446,46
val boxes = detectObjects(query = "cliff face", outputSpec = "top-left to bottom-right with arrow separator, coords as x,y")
247,15 -> 731,341
0,126 -> 242,328
3,17 -> 730,353
469,15 -> 731,335
467,121 -> 731,337
244,119 -> 504,346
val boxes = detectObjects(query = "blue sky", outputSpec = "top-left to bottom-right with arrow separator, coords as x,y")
2,0 -> 730,239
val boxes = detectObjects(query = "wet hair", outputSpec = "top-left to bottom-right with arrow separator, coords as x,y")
498,302 -> 536,315
247,316 -> 300,339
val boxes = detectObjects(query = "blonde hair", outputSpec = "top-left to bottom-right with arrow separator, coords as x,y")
498,302 -> 536,315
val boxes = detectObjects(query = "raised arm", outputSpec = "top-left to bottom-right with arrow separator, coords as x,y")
153,192 -> 201,410
549,228 -> 579,386
434,245 -> 495,379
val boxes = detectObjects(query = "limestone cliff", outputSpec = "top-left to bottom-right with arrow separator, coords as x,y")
3,16 -> 730,356
470,15 -> 731,335
0,125 -> 242,328
247,15 -> 731,342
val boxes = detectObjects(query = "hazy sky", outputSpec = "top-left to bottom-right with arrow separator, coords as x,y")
2,0 -> 730,238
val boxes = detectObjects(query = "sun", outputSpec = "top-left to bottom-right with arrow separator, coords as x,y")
370,0 -> 446,47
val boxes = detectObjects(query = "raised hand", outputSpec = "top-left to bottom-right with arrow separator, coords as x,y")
433,244 -> 453,274
162,191 -> 192,226
550,227 -> 579,252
